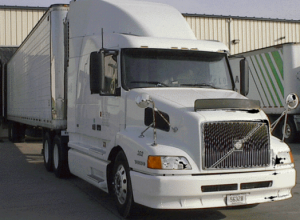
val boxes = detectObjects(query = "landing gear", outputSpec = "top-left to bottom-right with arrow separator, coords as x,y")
8,122 -> 25,143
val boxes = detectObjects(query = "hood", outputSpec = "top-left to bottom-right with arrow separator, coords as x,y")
128,87 -> 266,129
134,88 -> 247,110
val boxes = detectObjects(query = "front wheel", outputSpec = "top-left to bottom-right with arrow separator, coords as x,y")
113,151 -> 134,218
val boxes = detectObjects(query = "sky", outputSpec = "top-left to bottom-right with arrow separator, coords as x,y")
0,0 -> 300,20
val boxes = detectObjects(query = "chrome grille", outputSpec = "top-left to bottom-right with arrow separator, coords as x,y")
203,121 -> 270,169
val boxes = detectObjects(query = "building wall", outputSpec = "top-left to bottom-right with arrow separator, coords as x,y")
184,15 -> 300,54
0,7 -> 46,46
185,16 -> 229,45
230,19 -> 300,54
1,6 -> 300,55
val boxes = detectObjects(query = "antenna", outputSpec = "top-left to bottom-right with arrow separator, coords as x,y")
101,28 -> 104,49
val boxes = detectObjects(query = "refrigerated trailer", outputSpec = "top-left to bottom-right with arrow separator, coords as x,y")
4,0 -> 297,218
0,47 -> 18,137
229,43 -> 300,142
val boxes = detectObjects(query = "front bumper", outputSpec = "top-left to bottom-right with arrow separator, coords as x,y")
130,168 -> 296,209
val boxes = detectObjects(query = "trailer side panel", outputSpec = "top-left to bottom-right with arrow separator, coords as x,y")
6,5 -> 69,130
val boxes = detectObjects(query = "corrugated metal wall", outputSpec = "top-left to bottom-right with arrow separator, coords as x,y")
184,15 -> 300,54
0,7 -> 45,46
230,19 -> 300,54
1,6 -> 300,55
186,16 -> 229,45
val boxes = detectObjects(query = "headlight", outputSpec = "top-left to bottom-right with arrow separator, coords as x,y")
275,151 -> 294,165
147,156 -> 192,170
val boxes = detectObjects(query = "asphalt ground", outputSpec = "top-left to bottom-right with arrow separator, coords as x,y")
0,138 -> 299,220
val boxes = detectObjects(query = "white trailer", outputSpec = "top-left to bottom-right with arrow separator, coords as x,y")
229,43 -> 300,142
6,5 -> 68,141
0,47 -> 18,137
5,0 -> 296,218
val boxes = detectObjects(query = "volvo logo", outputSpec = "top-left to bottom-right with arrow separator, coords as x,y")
233,140 -> 243,151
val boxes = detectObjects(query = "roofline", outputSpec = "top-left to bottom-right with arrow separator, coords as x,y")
0,5 -> 48,10
183,13 -> 300,23
0,5 -> 299,23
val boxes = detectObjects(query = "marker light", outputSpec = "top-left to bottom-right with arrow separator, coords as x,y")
148,156 -> 162,169
289,151 -> 294,163
148,156 -> 192,170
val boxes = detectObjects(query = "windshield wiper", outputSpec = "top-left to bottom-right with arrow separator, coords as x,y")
180,83 -> 217,89
130,81 -> 169,87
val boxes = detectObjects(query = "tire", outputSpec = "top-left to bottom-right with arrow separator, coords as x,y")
113,151 -> 134,218
280,117 -> 297,143
53,135 -> 70,178
43,132 -> 53,172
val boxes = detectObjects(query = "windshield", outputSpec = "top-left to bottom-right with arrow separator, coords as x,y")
122,49 -> 233,90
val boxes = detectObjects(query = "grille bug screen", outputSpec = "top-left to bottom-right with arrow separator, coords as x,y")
203,121 -> 270,169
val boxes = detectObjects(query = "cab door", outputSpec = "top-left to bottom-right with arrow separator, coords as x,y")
89,50 -> 121,154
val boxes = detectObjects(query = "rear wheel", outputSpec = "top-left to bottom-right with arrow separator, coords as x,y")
43,132 -> 53,172
53,135 -> 70,178
113,151 -> 134,218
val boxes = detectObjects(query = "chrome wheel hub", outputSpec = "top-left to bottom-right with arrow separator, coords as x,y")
114,165 -> 127,204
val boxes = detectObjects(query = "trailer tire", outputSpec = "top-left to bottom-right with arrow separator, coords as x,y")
280,118 -> 297,143
113,151 -> 134,218
43,132 -> 53,172
53,135 -> 70,178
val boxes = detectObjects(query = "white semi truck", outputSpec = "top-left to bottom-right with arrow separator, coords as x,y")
3,0 -> 297,218
230,43 -> 300,142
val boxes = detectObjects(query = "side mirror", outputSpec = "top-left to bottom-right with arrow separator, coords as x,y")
271,93 -> 299,141
286,93 -> 299,110
135,93 -> 151,108
240,58 -> 249,96
90,51 -> 103,94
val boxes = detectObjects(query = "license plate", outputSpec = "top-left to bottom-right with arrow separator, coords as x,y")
227,194 -> 246,206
